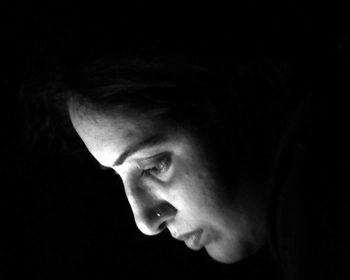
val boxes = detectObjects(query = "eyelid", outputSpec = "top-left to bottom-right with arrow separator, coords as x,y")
137,152 -> 171,167
138,153 -> 172,178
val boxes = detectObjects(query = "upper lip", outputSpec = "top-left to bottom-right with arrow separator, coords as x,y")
172,229 -> 202,241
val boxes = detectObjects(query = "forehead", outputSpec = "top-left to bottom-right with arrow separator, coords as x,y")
69,104 -> 167,166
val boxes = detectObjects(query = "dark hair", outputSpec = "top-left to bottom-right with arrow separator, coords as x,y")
28,36 -> 291,189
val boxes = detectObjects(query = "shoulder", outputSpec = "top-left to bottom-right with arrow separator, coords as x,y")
267,93 -> 350,280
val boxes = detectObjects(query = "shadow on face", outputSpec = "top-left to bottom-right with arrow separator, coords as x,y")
69,102 -> 268,264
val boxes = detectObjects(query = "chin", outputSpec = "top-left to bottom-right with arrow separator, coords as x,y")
205,239 -> 259,264
205,244 -> 243,264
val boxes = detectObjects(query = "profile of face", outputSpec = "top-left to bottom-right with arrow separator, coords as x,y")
69,102 -> 267,264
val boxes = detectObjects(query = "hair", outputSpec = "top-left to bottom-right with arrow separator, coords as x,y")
24,33 -> 292,190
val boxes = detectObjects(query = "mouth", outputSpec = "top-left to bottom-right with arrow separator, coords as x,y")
174,229 -> 204,251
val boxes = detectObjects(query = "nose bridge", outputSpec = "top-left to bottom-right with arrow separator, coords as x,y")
123,176 -> 176,236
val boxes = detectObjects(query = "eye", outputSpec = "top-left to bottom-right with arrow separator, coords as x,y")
141,155 -> 170,178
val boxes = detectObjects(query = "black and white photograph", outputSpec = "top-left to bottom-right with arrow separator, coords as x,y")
1,2 -> 349,279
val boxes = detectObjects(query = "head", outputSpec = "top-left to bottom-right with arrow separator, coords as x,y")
53,50 -> 278,264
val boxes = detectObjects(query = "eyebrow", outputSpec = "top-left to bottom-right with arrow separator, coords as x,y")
112,133 -> 168,166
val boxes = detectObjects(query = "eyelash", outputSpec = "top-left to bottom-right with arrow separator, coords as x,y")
141,156 -> 170,177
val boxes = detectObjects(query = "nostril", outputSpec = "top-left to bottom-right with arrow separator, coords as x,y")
158,221 -> 167,231
134,202 -> 177,235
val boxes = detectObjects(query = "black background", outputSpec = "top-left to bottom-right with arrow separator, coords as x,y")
1,2 -> 349,279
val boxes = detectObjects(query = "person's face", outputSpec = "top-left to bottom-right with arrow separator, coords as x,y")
69,104 -> 267,264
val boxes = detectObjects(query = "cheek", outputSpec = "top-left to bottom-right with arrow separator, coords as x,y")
167,147 -> 234,216
169,164 -> 224,215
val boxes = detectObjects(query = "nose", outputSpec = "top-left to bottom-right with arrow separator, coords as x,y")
123,180 -> 177,236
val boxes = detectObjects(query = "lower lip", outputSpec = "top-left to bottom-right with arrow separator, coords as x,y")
184,229 -> 204,250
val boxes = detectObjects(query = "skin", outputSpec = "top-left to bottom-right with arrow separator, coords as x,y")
69,102 -> 268,264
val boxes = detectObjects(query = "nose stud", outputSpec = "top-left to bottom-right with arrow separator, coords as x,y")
156,211 -> 161,217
